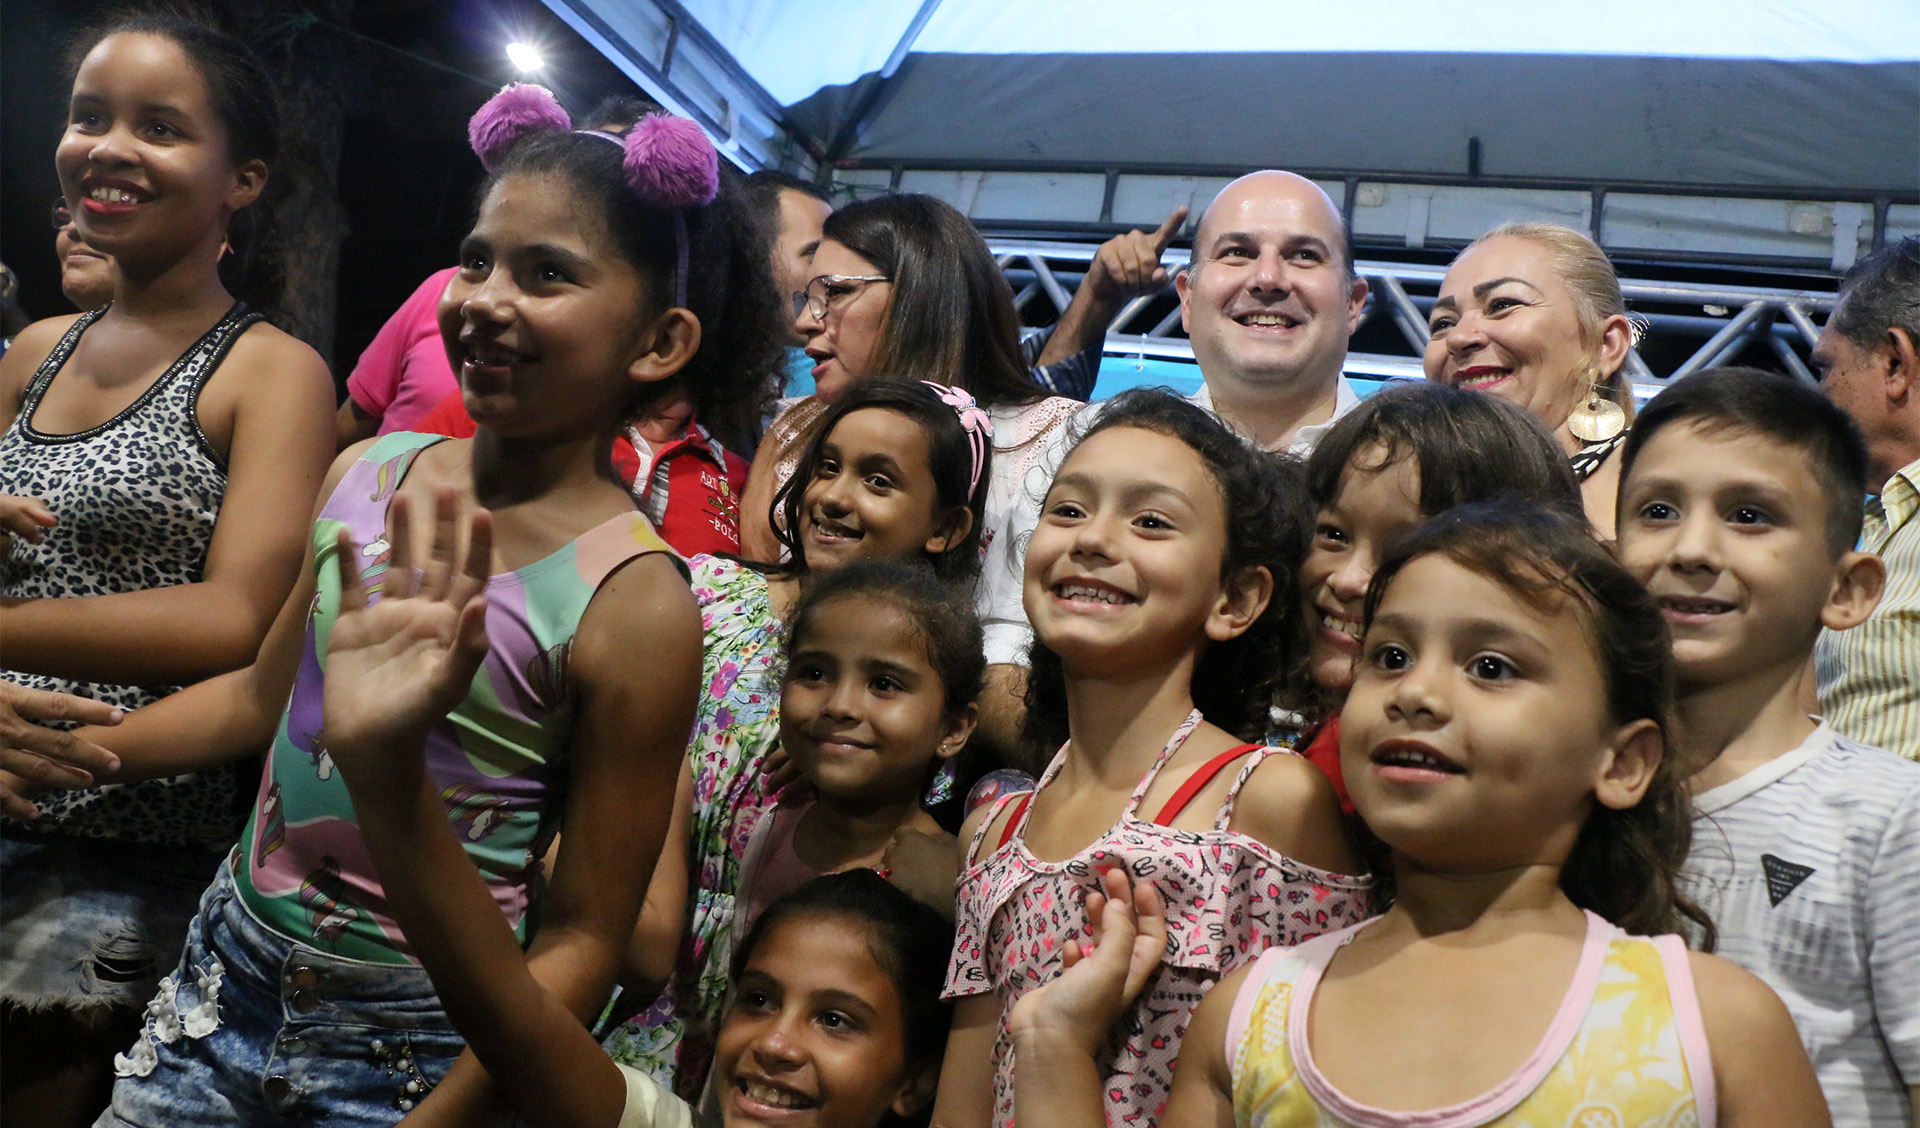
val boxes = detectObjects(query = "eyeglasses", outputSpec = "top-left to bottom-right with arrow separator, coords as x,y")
51,198 -> 72,230
792,273 -> 889,322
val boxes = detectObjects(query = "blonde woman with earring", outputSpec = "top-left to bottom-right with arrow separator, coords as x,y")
1424,222 -> 1638,536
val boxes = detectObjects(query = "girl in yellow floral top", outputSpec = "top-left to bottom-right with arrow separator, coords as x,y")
1010,501 -> 1831,1128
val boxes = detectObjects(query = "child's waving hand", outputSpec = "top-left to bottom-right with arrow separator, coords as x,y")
324,489 -> 493,769
1011,865 -> 1167,1058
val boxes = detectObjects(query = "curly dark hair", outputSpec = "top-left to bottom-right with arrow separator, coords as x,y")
481,131 -> 784,452
1359,500 -> 1713,944
1022,388 -> 1311,751
770,378 -> 991,585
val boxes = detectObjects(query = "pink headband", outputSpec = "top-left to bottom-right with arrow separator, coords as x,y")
467,84 -> 719,308
922,382 -> 994,498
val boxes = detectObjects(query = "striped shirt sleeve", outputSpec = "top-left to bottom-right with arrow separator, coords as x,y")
1816,459 -> 1920,759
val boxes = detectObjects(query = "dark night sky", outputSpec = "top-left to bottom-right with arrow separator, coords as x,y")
1,0 -> 649,387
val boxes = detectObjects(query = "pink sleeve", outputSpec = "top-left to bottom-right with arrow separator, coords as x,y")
346,268 -> 459,431
940,889 -> 994,1001
943,817 -> 1012,1002
1656,934 -> 1716,1128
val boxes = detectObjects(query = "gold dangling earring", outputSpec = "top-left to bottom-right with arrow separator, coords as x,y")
219,239 -> 233,259
1566,369 -> 1627,443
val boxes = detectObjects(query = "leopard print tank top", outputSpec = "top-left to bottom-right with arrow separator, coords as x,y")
0,302 -> 263,845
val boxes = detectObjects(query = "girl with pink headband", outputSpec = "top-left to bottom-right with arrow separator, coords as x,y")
603,375 -> 997,1098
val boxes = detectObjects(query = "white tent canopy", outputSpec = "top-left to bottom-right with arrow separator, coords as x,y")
541,0 -> 1918,382
554,0 -> 1919,193
546,0 -> 1917,270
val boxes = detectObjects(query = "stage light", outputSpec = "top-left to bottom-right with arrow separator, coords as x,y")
505,42 -> 545,72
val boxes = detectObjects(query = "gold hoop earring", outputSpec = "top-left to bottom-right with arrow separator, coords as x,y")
1567,371 -> 1627,443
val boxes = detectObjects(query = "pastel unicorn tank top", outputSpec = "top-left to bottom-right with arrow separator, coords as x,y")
233,432 -> 683,964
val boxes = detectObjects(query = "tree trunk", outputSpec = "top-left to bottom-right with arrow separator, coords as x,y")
220,0 -> 355,369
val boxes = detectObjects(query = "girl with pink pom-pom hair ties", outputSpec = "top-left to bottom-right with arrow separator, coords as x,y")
70,83 -> 788,1126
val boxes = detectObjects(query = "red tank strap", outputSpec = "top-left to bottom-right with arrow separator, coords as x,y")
996,792 -> 1035,851
1153,744 -> 1262,825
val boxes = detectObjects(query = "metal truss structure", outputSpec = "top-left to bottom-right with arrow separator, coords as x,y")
989,238 -> 1843,397
535,0 -> 1902,396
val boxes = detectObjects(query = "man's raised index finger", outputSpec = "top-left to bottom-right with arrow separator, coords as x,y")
1152,206 -> 1190,253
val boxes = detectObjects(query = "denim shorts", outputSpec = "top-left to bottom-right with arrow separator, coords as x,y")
0,830 -> 226,1010
96,858 -> 468,1128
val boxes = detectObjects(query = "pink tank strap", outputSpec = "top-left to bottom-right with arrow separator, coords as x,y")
1223,945 -> 1292,1070
1290,912 -> 1615,1125
992,711 -> 1206,855
963,791 -> 1024,864
1153,743 -> 1262,825
1119,709 -> 1206,817
1213,744 -> 1277,831
1656,932 -> 1717,1128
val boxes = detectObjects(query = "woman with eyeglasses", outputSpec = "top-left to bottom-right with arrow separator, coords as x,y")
737,194 -> 1082,765
0,18 -> 333,1125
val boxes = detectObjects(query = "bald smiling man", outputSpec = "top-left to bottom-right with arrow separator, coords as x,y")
1177,170 -> 1370,454
969,171 -> 1372,762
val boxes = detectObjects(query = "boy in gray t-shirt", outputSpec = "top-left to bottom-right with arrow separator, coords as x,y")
1616,367 -> 1920,1127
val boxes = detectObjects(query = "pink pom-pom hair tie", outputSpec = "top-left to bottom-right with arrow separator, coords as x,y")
622,114 -> 720,209
470,85 -> 720,310
623,114 -> 718,309
467,84 -> 572,173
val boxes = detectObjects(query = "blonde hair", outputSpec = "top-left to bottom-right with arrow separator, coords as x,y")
1465,222 -> 1635,408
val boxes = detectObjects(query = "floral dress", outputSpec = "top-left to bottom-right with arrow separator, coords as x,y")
601,555 -> 786,1096
945,711 -> 1375,1128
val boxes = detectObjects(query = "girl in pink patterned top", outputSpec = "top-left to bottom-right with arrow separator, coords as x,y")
935,390 -> 1374,1128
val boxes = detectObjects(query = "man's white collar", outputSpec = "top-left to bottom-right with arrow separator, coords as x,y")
1189,375 -> 1362,456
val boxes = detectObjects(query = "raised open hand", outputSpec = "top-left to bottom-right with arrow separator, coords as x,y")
1008,863 -> 1167,1057
321,490 -> 492,779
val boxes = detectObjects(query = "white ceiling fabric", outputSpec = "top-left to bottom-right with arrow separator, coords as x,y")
562,0 -> 1920,196
681,0 -> 1920,105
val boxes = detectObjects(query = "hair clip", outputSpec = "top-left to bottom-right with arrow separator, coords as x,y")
922,382 -> 994,498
